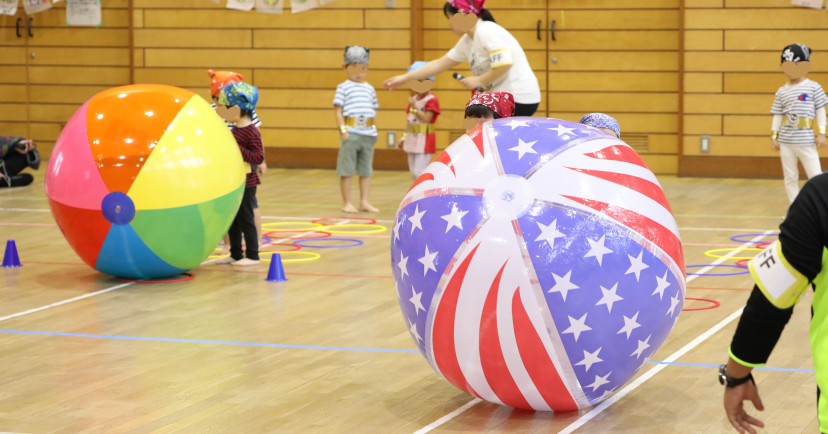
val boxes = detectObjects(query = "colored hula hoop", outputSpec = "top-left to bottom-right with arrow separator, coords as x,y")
261,221 -> 323,232
117,273 -> 195,283
682,297 -> 720,311
260,251 -> 321,263
756,242 -> 772,249
264,230 -> 331,240
312,217 -> 377,225
686,264 -> 749,276
293,237 -> 364,248
261,243 -> 302,252
705,248 -> 763,260
734,258 -> 750,268
319,223 -> 387,234
730,233 -> 779,244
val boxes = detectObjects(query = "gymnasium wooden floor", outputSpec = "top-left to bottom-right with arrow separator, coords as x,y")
0,168 -> 818,433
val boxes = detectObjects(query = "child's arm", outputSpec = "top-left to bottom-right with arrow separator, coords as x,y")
237,130 -> 264,165
771,115 -> 782,151
817,106 -> 826,148
334,105 -> 349,140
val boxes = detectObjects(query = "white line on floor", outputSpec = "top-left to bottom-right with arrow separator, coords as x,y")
0,282 -> 133,323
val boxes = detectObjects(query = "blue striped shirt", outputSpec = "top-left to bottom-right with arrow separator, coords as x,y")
333,80 -> 379,137
771,79 -> 828,146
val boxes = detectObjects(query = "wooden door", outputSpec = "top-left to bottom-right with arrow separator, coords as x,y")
0,9 -> 31,141
24,2 -> 131,158
546,1 -> 680,175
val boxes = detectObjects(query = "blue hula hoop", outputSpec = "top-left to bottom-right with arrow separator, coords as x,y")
686,264 -> 749,276
730,233 -> 779,244
292,237 -> 363,248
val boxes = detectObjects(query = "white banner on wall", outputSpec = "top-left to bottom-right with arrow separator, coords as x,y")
66,0 -> 102,26
0,0 -> 17,16
792,0 -> 824,8
319,0 -> 336,4
291,0 -> 318,13
256,0 -> 283,14
23,0 -> 52,15
227,0 -> 255,10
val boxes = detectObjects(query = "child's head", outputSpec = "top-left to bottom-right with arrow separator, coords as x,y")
217,81 -> 259,123
407,61 -> 434,96
781,43 -> 811,81
579,112 -> 621,138
343,46 -> 370,82
208,69 -> 244,102
463,92 -> 514,131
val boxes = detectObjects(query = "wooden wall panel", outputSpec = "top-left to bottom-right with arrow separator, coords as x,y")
0,2 -> 130,156
682,3 -> 828,177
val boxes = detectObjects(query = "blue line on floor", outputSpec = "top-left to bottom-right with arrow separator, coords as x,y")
0,329 -> 816,372
0,329 -> 420,354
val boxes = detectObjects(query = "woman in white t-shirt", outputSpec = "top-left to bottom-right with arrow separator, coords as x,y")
383,0 -> 541,116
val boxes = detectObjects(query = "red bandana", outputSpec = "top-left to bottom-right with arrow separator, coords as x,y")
449,0 -> 486,16
465,92 -> 515,118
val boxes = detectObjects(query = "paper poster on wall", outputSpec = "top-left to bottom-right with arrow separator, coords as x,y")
792,0 -> 824,8
255,0 -> 283,14
227,0 -> 255,10
319,0 -> 336,5
23,0 -> 53,15
0,0 -> 18,16
67,0 -> 102,27
291,0 -> 318,13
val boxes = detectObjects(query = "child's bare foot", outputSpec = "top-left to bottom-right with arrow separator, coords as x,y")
360,203 -> 380,213
232,258 -> 260,266
343,203 -> 358,213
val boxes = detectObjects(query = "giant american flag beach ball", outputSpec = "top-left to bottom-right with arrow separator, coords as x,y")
46,84 -> 245,280
391,117 -> 685,411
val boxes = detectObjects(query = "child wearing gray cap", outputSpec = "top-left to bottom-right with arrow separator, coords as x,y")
333,45 -> 380,213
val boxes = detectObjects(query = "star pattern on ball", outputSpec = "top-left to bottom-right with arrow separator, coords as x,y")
535,218 -> 566,250
625,250 -> 650,281
409,286 -> 425,315
562,313 -> 592,342
408,205 -> 426,234
441,203 -> 468,233
508,138 -> 538,160
596,283 -> 623,313
548,270 -> 580,301
418,245 -> 438,276
575,347 -> 603,372
584,235 -> 613,266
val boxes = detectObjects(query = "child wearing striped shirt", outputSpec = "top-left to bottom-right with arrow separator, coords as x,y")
333,46 -> 380,213
771,43 -> 828,203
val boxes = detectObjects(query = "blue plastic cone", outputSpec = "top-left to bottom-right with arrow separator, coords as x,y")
2,239 -> 21,267
266,252 -> 287,282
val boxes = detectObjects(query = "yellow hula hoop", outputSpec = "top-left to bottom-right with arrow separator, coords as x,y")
704,248 -> 763,261
319,223 -> 387,234
261,221 -> 323,232
260,251 -> 321,263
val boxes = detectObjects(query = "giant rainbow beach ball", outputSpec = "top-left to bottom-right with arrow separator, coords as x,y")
46,84 -> 245,280
391,117 -> 685,411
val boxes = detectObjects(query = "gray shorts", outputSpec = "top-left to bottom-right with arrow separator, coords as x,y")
336,133 -> 377,177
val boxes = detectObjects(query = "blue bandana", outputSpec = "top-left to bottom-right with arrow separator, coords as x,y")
580,112 -> 621,138
218,82 -> 259,112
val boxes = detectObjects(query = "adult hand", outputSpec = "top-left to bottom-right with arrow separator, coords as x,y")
771,138 -> 780,151
383,75 -> 408,90
13,139 -> 34,154
459,76 -> 484,91
817,134 -> 826,149
723,382 -> 765,434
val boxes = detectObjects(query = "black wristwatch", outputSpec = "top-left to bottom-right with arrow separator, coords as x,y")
718,363 -> 754,388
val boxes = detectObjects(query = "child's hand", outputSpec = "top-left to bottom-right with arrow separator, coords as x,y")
818,135 -> 826,149
257,161 -> 267,175
771,138 -> 780,151
341,132 -> 350,141
397,138 -> 404,150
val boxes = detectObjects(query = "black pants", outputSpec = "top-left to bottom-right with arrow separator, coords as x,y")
2,151 -> 28,177
229,186 -> 259,260
514,102 -> 539,117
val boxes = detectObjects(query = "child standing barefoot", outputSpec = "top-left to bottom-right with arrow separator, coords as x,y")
333,45 -> 380,213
